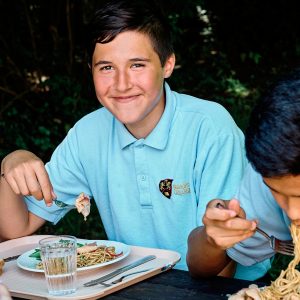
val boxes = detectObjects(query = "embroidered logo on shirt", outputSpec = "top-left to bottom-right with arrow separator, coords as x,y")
173,183 -> 190,195
159,179 -> 173,199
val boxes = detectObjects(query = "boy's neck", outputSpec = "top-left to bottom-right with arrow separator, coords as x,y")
125,116 -> 161,139
125,122 -> 155,139
125,97 -> 166,139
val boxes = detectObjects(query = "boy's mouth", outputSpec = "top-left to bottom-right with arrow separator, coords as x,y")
113,95 -> 140,102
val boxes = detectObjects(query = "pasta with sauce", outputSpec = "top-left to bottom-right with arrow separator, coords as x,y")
36,244 -> 123,269
77,245 -> 122,268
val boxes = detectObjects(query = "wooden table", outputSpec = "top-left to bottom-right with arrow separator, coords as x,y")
101,269 -> 265,300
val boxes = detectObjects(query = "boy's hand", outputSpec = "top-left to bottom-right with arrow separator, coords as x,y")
0,283 -> 13,300
1,150 -> 56,206
202,198 -> 257,250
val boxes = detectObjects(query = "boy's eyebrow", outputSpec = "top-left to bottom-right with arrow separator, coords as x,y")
262,179 -> 300,197
129,57 -> 151,62
94,60 -> 111,67
94,57 -> 151,67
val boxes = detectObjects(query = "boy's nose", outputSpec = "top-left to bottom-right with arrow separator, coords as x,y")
115,71 -> 132,91
286,208 -> 300,223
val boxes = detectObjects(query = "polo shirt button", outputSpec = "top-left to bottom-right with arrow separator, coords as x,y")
141,175 -> 146,181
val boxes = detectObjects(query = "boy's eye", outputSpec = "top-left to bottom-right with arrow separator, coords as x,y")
100,65 -> 113,71
131,63 -> 145,68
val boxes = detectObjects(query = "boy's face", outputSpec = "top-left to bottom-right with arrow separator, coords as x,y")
91,30 -> 175,138
264,175 -> 300,225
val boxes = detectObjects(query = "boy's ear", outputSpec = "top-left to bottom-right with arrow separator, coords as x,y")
163,53 -> 176,79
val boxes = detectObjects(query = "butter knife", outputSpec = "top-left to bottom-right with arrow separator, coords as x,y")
3,254 -> 21,262
84,255 -> 156,287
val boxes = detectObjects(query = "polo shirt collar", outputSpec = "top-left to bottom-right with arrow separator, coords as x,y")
117,82 -> 176,150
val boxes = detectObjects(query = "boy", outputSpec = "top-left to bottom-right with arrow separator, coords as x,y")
187,71 -> 300,277
0,0 -> 245,271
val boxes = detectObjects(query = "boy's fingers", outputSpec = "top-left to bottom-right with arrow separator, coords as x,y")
51,190 -> 57,200
227,198 -> 240,212
8,171 -> 30,196
24,170 -> 44,200
206,222 -> 256,249
35,167 -> 54,206
2,158 -> 54,205
214,231 -> 255,249
206,199 -> 227,209
205,200 -> 237,221
0,284 -> 13,300
3,174 -> 21,195
204,198 -> 256,249
205,208 -> 236,221
206,224 -> 254,238
228,198 -> 246,219
204,214 -> 255,232
17,174 -> 31,196
223,217 -> 256,231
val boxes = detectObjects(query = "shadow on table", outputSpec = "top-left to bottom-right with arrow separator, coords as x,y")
103,269 -> 267,300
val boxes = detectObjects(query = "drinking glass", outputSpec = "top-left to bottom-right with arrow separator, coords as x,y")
39,235 -> 77,296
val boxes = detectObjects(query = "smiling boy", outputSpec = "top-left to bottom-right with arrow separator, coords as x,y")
187,71 -> 300,278
0,0 -> 245,271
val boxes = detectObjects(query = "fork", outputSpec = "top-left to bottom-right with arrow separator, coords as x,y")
215,203 -> 294,256
99,268 -> 152,287
54,195 -> 92,208
53,199 -> 75,208
255,226 -> 294,256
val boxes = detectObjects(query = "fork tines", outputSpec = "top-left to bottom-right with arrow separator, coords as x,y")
273,238 -> 294,256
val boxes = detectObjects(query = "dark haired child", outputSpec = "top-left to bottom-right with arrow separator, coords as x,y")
187,71 -> 300,278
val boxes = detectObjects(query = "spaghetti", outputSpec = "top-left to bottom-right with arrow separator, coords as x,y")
258,223 -> 300,299
77,245 -> 122,268
229,224 -> 300,300
36,244 -> 122,269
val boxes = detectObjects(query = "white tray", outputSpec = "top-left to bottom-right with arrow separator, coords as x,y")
0,235 -> 181,299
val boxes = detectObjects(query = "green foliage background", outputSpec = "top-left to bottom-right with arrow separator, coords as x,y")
1,0 -> 300,280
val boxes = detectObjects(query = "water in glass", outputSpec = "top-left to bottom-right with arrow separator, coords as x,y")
39,235 -> 77,296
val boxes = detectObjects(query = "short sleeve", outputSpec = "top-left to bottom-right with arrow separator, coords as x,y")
25,125 -> 92,224
196,130 -> 246,225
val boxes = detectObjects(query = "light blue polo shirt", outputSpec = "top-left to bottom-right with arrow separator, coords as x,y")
227,164 -> 291,280
25,83 -> 246,271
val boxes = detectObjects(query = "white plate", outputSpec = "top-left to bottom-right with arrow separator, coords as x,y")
17,239 -> 131,273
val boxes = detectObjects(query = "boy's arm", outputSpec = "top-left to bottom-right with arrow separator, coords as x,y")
0,150 -> 51,239
187,199 -> 257,278
0,176 -> 46,239
187,226 -> 234,277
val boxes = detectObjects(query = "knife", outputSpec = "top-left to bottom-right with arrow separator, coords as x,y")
3,254 -> 21,262
84,255 -> 156,287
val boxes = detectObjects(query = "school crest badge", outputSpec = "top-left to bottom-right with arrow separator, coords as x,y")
159,179 -> 173,199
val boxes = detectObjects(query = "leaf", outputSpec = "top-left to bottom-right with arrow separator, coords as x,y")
29,249 -> 41,260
